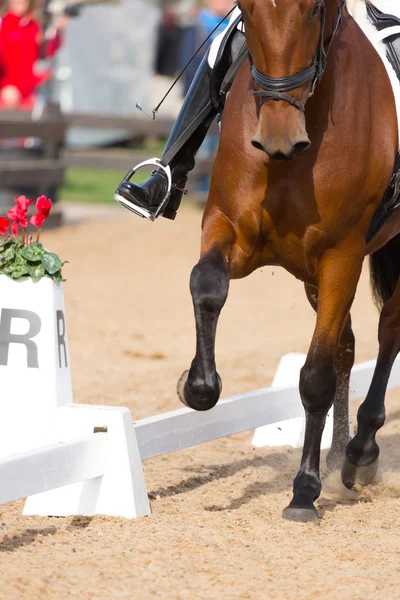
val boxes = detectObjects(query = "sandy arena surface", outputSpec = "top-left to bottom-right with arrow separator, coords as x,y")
1,203 -> 400,600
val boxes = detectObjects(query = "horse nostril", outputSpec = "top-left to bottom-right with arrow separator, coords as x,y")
251,138 -> 265,152
293,140 -> 311,155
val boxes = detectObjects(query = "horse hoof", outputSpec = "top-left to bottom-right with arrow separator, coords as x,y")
341,457 -> 379,490
282,505 -> 319,524
177,370 -> 190,406
176,370 -> 222,411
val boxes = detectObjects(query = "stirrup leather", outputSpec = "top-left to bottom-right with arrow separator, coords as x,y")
114,158 -> 172,221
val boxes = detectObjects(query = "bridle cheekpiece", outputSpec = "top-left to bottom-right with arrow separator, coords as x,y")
251,0 -> 346,112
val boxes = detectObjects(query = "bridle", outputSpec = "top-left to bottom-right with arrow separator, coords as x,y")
250,0 -> 346,112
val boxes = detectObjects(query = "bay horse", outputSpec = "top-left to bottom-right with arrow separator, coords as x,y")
177,0 -> 400,522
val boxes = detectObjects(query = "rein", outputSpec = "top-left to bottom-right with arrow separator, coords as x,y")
251,0 -> 346,112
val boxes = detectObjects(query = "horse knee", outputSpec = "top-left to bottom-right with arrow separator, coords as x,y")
299,362 -> 337,414
190,252 -> 229,313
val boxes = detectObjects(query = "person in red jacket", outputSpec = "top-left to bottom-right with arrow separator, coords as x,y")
0,0 -> 67,109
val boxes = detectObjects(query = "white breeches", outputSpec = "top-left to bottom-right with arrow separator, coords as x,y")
208,6 -> 243,68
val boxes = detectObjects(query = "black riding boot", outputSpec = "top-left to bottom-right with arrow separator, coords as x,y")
114,19 -> 246,221
114,55 -> 217,221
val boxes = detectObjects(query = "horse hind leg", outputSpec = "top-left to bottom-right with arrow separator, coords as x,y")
327,316 -> 355,470
177,214 -> 236,411
342,253 -> 400,489
304,284 -> 355,471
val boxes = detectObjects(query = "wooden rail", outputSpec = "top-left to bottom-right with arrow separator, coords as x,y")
62,149 -> 214,177
65,111 -> 220,136
0,105 -> 65,199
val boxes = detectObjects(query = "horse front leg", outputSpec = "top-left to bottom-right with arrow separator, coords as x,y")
177,213 -> 236,411
304,284 -> 355,470
283,243 -> 364,523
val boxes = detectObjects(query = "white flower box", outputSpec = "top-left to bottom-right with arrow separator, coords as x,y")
0,275 -> 72,457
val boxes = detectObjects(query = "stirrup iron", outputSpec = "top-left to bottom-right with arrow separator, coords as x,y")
114,158 -> 172,221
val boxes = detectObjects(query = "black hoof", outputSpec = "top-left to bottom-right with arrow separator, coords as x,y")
341,457 -> 379,489
176,370 -> 222,411
282,505 -> 319,524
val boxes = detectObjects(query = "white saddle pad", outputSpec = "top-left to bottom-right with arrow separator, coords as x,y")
343,1 -> 400,145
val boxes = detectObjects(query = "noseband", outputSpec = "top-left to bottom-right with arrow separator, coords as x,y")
251,0 -> 346,112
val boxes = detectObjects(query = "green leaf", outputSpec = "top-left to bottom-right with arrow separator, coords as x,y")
51,270 -> 63,284
0,238 -> 15,250
15,253 -> 28,266
41,251 -> 62,275
0,240 -> 65,284
3,264 -> 15,275
11,265 -> 29,279
21,245 -> 42,262
29,263 -> 46,283
1,245 -> 15,263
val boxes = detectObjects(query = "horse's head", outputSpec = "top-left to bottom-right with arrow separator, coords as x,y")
240,0 -> 343,160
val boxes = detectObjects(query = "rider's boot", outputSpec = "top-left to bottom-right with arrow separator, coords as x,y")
114,19 -> 246,221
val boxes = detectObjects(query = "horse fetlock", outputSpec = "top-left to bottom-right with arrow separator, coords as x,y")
177,369 -> 222,411
293,469 -> 322,504
345,433 -> 380,467
357,404 -> 386,433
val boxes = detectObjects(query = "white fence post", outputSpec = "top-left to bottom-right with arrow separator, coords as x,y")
251,353 -> 355,449
250,353 -> 346,449
23,405 -> 150,519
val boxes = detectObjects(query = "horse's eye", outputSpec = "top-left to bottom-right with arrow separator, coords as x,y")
311,2 -> 321,18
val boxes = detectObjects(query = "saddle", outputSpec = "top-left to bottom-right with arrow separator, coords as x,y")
366,4 -> 400,242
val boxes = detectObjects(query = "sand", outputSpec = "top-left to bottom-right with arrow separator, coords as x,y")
0,204 -> 399,600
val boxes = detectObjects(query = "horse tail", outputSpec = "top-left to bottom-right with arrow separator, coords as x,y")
369,234 -> 400,309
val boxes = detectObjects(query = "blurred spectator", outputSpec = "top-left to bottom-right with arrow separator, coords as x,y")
0,0 -> 67,110
155,7 -> 183,77
155,0 -> 197,79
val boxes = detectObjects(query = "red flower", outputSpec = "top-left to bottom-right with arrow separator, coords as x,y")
7,206 -> 28,235
30,196 -> 52,227
7,195 -> 33,235
14,195 -> 33,212
0,216 -> 10,235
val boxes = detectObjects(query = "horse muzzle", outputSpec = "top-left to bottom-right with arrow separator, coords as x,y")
251,109 -> 311,160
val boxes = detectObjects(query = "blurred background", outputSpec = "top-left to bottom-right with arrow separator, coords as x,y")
0,0 -> 233,221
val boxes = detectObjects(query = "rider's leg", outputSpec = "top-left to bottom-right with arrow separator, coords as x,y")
114,11 -> 245,221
